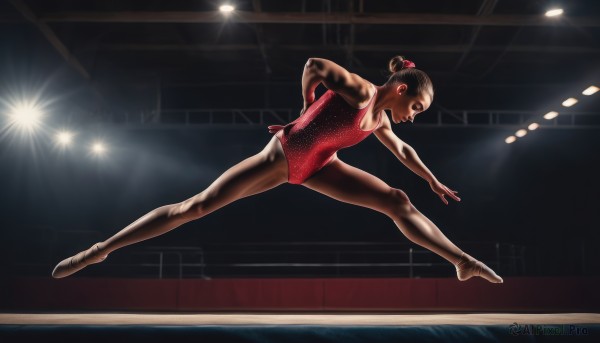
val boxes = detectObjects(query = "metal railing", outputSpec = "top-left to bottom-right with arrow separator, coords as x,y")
114,241 -> 525,279
93,108 -> 600,129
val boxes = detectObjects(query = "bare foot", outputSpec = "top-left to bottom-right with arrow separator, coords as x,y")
51,243 -> 108,278
455,252 -> 503,283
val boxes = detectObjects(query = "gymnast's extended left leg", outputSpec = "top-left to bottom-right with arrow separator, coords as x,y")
51,135 -> 288,278
302,156 -> 503,283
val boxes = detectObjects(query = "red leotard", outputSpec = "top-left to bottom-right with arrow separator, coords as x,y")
268,86 -> 380,184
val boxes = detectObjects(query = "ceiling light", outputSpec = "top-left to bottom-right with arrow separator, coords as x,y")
9,102 -> 43,131
543,111 -> 559,120
562,98 -> 578,107
56,131 -> 73,145
582,85 -> 599,96
515,129 -> 527,137
505,136 -> 516,144
545,9 -> 563,17
92,142 -> 106,154
528,123 -> 539,131
219,4 -> 235,13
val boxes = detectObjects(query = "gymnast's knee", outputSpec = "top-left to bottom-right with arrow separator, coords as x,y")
387,188 -> 413,220
175,192 -> 216,220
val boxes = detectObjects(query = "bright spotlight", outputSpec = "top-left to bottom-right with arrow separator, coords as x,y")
56,131 -> 73,145
582,85 -> 599,96
545,8 -> 563,17
219,4 -> 235,13
562,98 -> 578,107
543,111 -> 559,120
92,142 -> 106,154
515,129 -> 528,137
9,103 -> 43,131
505,136 -> 517,144
528,123 -> 539,131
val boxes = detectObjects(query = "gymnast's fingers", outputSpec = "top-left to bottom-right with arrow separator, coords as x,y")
438,193 -> 448,205
446,187 -> 461,201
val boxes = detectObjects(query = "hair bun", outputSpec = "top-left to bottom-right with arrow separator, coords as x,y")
388,55 -> 416,73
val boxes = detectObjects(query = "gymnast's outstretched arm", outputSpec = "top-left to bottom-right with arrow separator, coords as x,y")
373,112 -> 460,205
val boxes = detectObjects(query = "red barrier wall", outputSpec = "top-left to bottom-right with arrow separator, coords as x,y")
1,277 -> 598,312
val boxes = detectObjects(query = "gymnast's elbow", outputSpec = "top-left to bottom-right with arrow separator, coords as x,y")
305,57 -> 322,68
305,58 -> 325,76
396,142 -> 412,162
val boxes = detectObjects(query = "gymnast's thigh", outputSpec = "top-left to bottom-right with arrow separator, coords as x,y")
301,157 -> 401,215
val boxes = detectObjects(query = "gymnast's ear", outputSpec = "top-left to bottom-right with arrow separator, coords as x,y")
396,83 -> 408,95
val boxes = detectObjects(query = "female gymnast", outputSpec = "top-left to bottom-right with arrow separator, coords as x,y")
52,56 -> 503,283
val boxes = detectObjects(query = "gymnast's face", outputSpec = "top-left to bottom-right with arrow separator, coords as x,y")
390,84 -> 432,124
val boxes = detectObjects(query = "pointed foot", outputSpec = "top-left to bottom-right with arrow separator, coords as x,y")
455,252 -> 503,284
51,243 -> 108,279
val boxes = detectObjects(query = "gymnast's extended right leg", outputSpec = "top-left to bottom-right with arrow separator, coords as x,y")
302,156 -> 503,283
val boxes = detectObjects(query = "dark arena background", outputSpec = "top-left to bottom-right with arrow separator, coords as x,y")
1,0 -> 599,342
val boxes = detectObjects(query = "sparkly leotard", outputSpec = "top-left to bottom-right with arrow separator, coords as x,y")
268,87 -> 380,184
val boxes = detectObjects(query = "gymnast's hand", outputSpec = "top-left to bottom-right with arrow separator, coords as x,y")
429,179 -> 461,205
268,125 -> 285,134
300,95 -> 315,116
300,102 -> 313,116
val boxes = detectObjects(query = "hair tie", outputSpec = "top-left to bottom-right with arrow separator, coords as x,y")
403,60 -> 416,69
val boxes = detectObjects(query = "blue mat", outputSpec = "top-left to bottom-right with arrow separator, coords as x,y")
1,324 -> 598,342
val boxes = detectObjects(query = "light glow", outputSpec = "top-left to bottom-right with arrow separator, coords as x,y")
92,142 -> 106,154
505,136 -> 517,144
528,123 -> 539,131
582,85 -> 599,96
56,131 -> 73,145
8,102 -> 43,131
219,4 -> 235,13
515,129 -> 527,137
562,98 -> 578,107
545,9 -> 563,17
543,111 -> 559,120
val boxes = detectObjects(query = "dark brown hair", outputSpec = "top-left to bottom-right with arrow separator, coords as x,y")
387,56 -> 434,100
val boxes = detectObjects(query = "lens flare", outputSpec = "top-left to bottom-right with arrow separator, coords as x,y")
8,102 -> 43,132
